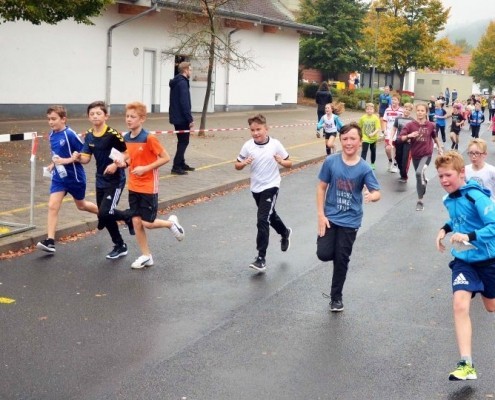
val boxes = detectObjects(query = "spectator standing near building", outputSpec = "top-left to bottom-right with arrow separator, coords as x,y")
435,150 -> 495,381
315,82 -> 332,138
445,87 -> 450,107
169,61 -> 195,176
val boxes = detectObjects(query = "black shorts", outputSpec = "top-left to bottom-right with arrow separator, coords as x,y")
129,191 -> 158,223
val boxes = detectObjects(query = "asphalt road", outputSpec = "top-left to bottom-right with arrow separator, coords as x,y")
2,148 -> 495,399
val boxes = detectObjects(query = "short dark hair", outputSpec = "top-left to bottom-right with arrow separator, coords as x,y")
87,101 -> 108,115
339,122 -> 362,139
47,105 -> 67,119
247,114 -> 267,126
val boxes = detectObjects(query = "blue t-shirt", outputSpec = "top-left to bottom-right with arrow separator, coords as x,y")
378,93 -> 391,113
318,154 -> 380,229
49,126 -> 86,183
435,108 -> 447,127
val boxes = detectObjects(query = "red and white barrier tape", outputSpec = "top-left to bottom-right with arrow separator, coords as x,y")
0,121 -> 317,141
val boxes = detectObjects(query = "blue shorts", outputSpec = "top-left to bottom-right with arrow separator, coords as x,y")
449,258 -> 495,299
50,178 -> 86,201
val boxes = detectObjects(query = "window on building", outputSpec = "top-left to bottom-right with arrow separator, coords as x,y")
417,79 -> 425,84
432,80 -> 440,85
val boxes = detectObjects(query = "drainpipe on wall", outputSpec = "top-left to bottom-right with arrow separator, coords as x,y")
106,1 -> 159,113
224,28 -> 240,112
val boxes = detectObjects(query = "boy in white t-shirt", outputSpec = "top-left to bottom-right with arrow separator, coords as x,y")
235,114 -> 293,273
465,138 -> 495,200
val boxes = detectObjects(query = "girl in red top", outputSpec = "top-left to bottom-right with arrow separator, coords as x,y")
399,103 -> 444,211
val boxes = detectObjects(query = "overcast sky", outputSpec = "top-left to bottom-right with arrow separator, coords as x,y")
441,0 -> 495,26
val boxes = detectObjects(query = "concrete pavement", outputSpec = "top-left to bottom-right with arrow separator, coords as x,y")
0,106 -> 363,255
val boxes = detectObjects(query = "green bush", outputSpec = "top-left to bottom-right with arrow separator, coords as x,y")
302,83 -> 319,99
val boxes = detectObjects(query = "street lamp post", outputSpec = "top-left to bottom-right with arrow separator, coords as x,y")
370,7 -> 386,102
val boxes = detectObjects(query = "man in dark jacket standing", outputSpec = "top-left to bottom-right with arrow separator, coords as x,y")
169,61 -> 194,175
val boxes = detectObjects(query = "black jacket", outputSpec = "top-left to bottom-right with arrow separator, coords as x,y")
169,74 -> 193,126
315,90 -> 333,113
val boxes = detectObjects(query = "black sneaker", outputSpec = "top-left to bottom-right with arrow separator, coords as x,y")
124,217 -> 135,235
36,238 -> 56,253
106,243 -> 128,259
249,256 -> 266,273
281,228 -> 292,252
171,168 -> 188,175
330,299 -> 344,312
97,218 -> 105,230
183,164 -> 195,172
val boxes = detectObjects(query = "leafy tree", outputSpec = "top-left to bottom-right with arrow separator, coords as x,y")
298,0 -> 369,80
0,0 -> 113,25
159,0 -> 257,135
454,39 -> 472,54
362,0 -> 459,92
469,22 -> 495,87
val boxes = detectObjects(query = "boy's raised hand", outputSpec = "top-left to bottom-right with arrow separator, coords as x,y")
436,229 -> 446,252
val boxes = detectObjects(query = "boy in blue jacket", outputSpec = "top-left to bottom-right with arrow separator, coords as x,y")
435,151 -> 495,381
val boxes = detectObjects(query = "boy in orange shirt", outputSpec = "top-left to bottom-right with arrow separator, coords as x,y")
121,102 -> 185,269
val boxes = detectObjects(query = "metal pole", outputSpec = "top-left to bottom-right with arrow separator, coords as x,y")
370,7 -> 386,102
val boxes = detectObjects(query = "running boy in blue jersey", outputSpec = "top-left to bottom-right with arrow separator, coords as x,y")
435,151 -> 495,381
36,106 -> 98,253
73,101 -> 133,260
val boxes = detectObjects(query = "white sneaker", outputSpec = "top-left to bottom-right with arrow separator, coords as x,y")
387,162 -> 392,172
390,164 -> 399,173
168,215 -> 185,241
131,254 -> 154,269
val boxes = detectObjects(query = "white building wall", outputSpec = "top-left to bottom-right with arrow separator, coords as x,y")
0,4 -> 301,117
224,29 -> 299,108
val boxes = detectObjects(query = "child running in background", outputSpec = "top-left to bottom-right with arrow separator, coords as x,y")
435,150 -> 495,381
317,103 -> 344,155
382,94 -> 404,173
235,114 -> 292,273
435,100 -> 448,143
399,103 -> 443,211
36,105 -> 98,253
465,139 -> 495,200
120,102 -> 185,269
489,111 -> 495,142
316,123 -> 381,312
393,102 -> 414,183
469,102 -> 485,139
358,102 -> 381,170
449,103 -> 465,150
